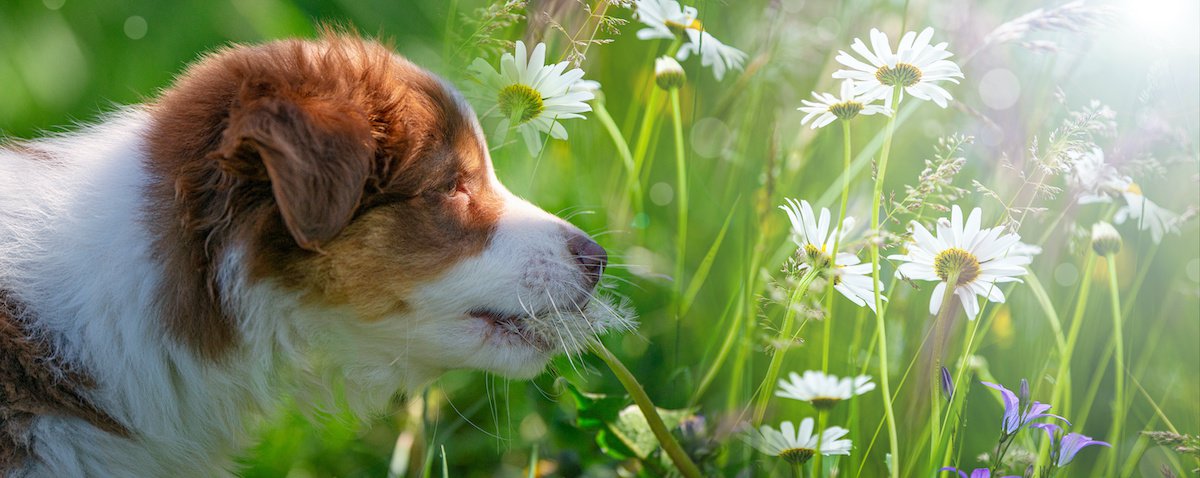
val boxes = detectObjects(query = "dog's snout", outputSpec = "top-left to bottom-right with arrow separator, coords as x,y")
566,233 -> 607,288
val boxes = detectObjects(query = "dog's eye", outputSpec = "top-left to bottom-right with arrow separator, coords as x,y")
446,175 -> 469,198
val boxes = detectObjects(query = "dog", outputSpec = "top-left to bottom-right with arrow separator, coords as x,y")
0,33 -> 627,476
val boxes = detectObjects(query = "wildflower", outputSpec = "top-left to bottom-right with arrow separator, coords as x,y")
1114,187 -> 1181,244
776,370 -> 875,409
938,467 -> 1019,478
1031,423 -> 1110,469
676,30 -> 747,81
1067,148 -> 1129,204
798,80 -> 891,129
833,27 -> 964,108
631,0 -> 747,80
780,199 -> 886,312
743,418 -> 852,465
1090,221 -> 1122,256
469,41 -> 594,155
676,415 -> 717,463
889,206 -> 1030,320
981,380 -> 1067,436
655,56 -> 686,90
1067,148 -> 1181,243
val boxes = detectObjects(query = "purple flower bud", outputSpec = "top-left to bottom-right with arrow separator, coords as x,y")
1019,379 -> 1030,407
940,366 -> 954,403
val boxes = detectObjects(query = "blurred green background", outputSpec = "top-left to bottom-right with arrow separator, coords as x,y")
2,0 -> 1197,477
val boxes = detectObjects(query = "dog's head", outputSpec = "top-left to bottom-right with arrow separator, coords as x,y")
145,34 -> 628,387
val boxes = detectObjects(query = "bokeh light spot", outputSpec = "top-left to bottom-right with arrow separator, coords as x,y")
650,182 -> 673,206
124,16 -> 147,40
1054,262 -> 1079,287
690,117 -> 730,159
978,68 -> 1020,110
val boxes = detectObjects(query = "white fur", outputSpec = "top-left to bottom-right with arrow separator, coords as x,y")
0,107 -> 626,476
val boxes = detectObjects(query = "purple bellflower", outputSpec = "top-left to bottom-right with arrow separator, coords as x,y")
939,467 -> 1019,478
981,380 -> 1068,436
1031,423 -> 1111,468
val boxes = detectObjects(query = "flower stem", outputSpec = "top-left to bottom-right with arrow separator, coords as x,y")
589,342 -> 703,478
834,120 -> 853,260
868,84 -> 903,478
823,120 -> 855,373
814,409 -> 829,477
752,268 -> 821,426
670,88 -> 689,311
1104,253 -> 1125,475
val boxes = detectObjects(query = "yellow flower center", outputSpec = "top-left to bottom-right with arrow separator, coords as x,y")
934,247 -> 981,286
1125,182 -> 1142,195
779,447 -> 816,465
830,101 -> 864,121
803,244 -> 832,270
665,18 -> 703,34
875,62 -> 923,87
498,83 -> 544,125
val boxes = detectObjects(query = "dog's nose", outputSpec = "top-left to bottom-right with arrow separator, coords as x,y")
567,233 -> 607,288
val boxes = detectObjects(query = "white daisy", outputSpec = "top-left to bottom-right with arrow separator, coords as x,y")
632,0 -> 747,80
469,41 -> 594,155
833,27 -> 964,109
1115,188 -> 1181,244
798,80 -> 891,129
1066,148 -> 1131,204
744,418 -> 852,465
676,29 -> 748,81
780,198 -> 886,312
1066,149 -> 1181,243
889,206 -> 1030,320
776,370 -> 875,409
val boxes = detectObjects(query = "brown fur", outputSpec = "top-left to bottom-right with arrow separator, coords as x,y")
145,32 -> 504,358
0,292 -> 129,475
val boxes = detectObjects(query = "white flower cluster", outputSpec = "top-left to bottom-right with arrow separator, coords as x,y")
800,27 -> 965,129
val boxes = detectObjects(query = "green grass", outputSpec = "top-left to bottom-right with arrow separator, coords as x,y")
1,0 -> 1197,476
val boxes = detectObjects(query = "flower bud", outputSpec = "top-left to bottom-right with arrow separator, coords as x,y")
939,366 -> 953,403
655,56 -> 686,90
1090,221 -> 1122,256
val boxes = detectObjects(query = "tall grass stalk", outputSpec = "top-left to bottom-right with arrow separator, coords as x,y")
1035,249 -> 1098,468
630,40 -> 681,183
590,342 -> 703,478
592,100 -> 644,222
868,85 -> 904,478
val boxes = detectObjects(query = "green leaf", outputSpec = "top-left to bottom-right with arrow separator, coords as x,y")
560,379 -> 629,430
606,405 -> 696,459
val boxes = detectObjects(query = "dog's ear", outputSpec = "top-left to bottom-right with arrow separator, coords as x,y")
219,80 -> 374,252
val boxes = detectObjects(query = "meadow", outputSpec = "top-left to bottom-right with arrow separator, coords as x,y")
1,0 -> 1197,476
